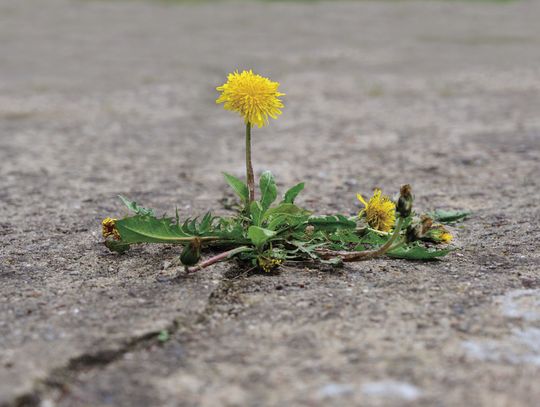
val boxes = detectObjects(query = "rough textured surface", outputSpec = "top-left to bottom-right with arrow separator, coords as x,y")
1,0 -> 540,406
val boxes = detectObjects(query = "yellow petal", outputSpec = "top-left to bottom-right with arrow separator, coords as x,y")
356,193 -> 368,207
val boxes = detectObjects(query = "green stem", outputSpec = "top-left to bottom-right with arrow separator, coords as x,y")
363,217 -> 405,259
245,122 -> 255,203
387,239 -> 406,253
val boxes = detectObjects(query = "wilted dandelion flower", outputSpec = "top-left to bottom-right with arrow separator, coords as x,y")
102,217 -> 120,240
357,189 -> 396,232
216,70 -> 284,128
427,224 -> 453,243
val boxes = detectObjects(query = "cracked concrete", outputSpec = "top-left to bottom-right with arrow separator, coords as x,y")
1,0 -> 540,406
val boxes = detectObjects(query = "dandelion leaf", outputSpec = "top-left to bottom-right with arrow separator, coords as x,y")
283,182 -> 305,204
119,195 -> 155,216
259,171 -> 278,211
223,173 -> 249,203
387,244 -> 450,260
429,209 -> 470,223
307,215 -> 356,232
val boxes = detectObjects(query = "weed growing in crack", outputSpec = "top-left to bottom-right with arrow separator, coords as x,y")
101,70 -> 469,274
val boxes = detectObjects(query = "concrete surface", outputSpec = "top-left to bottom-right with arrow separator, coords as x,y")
1,0 -> 539,405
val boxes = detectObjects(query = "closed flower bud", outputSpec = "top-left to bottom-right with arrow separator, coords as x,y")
396,184 -> 413,218
180,238 -> 202,266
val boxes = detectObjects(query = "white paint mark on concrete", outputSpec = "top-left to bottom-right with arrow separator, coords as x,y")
361,380 -> 422,401
317,383 -> 354,399
499,289 -> 540,321
462,328 -> 540,366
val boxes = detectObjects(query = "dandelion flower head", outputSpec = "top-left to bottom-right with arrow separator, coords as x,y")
216,70 -> 284,128
357,189 -> 396,232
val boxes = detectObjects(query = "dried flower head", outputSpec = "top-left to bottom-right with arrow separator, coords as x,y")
102,217 -> 120,240
357,189 -> 396,232
216,70 -> 284,128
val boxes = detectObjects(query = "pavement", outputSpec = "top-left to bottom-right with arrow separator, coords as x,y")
1,0 -> 540,406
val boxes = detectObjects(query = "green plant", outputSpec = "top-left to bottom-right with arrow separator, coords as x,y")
101,70 -> 469,274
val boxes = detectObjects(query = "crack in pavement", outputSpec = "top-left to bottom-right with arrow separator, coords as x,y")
4,329 -> 172,407
2,273 -> 243,407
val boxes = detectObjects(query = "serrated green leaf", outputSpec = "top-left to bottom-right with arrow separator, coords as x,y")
259,171 -> 278,211
264,203 -> 311,231
115,214 -> 226,244
223,172 -> 249,203
119,195 -> 155,216
199,212 -> 214,233
307,215 -> 357,232
267,213 -> 310,231
353,231 -> 389,251
247,226 -> 276,248
329,229 -> 362,244
116,215 -> 195,244
283,182 -> 305,204
428,209 -> 470,223
357,231 -> 388,246
217,217 -> 247,241
387,244 -> 450,260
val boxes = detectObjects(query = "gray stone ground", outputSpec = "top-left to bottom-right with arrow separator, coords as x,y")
1,0 -> 540,406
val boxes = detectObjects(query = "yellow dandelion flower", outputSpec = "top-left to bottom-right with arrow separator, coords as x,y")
216,70 -> 284,128
357,189 -> 396,232
440,231 -> 453,243
427,224 -> 453,243
102,217 -> 121,240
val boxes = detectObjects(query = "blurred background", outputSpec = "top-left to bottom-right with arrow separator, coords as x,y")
2,0 -> 538,210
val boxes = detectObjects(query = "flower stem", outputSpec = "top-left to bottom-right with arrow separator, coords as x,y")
186,246 -> 250,273
362,217 -> 405,259
245,122 -> 255,203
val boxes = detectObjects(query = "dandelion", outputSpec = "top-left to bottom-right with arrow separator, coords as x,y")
258,256 -> 283,273
440,231 -> 453,243
357,189 -> 396,232
216,70 -> 284,128
102,217 -> 121,240
216,70 -> 285,203
427,224 -> 453,243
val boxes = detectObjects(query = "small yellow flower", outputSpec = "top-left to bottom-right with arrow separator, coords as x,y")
258,256 -> 283,272
357,189 -> 396,232
427,224 -> 453,243
102,217 -> 121,240
440,231 -> 453,243
216,70 -> 284,128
